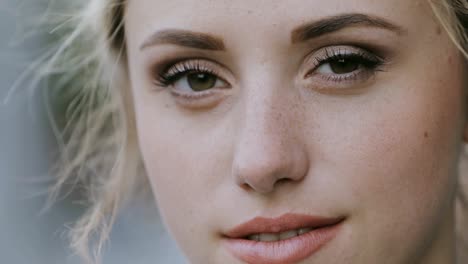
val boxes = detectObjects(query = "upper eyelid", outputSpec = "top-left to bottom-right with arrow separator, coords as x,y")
307,46 -> 382,66
317,46 -> 376,58
160,58 -> 232,80
166,60 -> 217,74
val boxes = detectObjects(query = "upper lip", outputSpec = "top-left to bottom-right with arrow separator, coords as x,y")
224,213 -> 345,239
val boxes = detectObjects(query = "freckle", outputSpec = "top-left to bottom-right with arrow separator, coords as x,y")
436,26 -> 442,35
424,132 -> 429,138
448,56 -> 453,64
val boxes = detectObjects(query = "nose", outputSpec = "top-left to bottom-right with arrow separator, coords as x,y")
232,89 -> 309,195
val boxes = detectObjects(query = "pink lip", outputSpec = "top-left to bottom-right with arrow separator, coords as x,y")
222,213 -> 344,264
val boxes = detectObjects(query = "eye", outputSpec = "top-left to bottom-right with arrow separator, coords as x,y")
154,59 -> 229,94
307,46 -> 385,84
317,57 -> 361,75
174,72 -> 227,92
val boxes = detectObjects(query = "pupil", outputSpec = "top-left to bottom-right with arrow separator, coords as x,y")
187,73 -> 216,91
330,59 -> 359,74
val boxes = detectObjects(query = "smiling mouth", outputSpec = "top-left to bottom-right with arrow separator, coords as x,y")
224,213 -> 344,239
222,213 -> 345,264
244,226 -> 316,242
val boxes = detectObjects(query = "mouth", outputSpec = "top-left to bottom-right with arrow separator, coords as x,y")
243,226 -> 316,242
222,213 -> 345,264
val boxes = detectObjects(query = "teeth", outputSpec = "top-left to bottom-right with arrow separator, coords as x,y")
247,234 -> 260,241
259,233 -> 279,242
298,228 -> 313,235
279,230 -> 298,240
247,228 -> 312,242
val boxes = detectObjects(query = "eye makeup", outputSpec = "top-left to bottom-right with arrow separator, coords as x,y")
148,42 -> 390,103
304,45 -> 386,89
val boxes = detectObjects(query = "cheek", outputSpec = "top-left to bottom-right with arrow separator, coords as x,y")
367,57 -> 463,208
134,97 -> 234,259
324,53 -> 465,259
351,90 -> 459,219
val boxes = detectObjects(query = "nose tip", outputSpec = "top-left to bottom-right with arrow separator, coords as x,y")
234,160 -> 305,194
232,137 -> 309,195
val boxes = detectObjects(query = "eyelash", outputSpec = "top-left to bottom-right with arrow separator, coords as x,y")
153,47 -> 385,88
154,59 -> 222,88
309,47 -> 385,82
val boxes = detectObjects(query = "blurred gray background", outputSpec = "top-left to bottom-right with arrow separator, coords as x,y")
0,1 -> 185,263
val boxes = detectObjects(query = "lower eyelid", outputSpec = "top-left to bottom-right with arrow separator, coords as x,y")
170,88 -> 215,98
169,89 -> 229,109
304,67 -> 379,91
313,72 -> 359,83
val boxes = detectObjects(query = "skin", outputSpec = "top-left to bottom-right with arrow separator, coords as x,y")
124,0 -> 467,263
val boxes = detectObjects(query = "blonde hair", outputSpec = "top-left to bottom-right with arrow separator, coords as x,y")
36,0 -> 468,263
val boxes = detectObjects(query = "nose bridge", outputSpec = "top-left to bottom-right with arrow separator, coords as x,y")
232,82 -> 308,194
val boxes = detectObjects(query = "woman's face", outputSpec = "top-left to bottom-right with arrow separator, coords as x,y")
125,0 -> 467,263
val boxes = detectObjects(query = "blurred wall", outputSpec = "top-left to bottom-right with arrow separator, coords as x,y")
0,1 -> 185,263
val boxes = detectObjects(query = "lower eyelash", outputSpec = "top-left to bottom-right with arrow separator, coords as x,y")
321,68 -> 376,83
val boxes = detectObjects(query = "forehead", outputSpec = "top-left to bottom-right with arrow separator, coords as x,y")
125,0 -> 430,26
124,0 -> 434,48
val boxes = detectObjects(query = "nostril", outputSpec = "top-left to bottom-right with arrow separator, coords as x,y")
236,170 -> 299,194
274,177 -> 294,188
240,182 -> 252,192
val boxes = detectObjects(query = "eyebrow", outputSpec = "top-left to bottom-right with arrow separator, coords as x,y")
140,29 -> 226,51
291,13 -> 406,43
139,13 -> 405,51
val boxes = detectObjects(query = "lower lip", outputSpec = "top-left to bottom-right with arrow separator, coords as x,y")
222,221 -> 343,264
